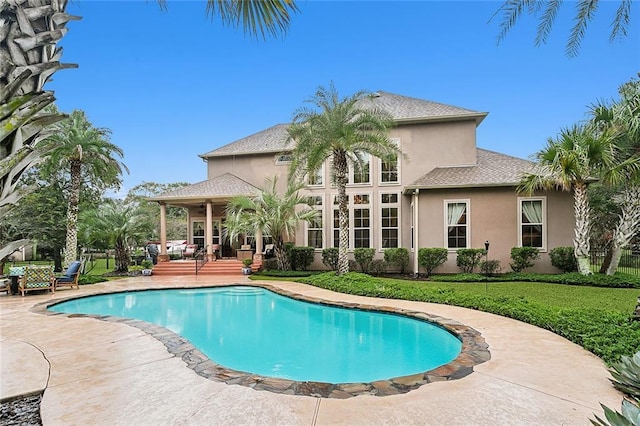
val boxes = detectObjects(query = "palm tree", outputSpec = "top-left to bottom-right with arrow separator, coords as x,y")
519,124 -> 620,275
81,199 -> 153,273
590,77 -> 640,275
225,176 -> 316,271
494,0 -> 634,57
0,0 -> 297,263
43,110 -> 128,266
287,84 -> 400,275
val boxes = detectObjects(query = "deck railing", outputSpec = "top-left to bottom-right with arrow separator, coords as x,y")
194,246 -> 208,275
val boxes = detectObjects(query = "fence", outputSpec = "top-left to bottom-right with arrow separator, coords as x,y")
590,249 -> 640,276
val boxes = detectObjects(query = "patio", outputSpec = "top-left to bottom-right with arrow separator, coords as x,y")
0,275 -> 623,425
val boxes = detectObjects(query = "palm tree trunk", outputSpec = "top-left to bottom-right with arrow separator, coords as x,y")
573,182 -> 592,275
64,159 -> 81,265
114,237 -> 129,273
274,240 -> 290,271
605,186 -> 640,275
335,153 -> 349,275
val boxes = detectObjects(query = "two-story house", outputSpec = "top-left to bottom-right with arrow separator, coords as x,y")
151,91 -> 574,273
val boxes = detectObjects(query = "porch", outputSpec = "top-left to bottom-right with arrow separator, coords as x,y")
151,259 -> 263,276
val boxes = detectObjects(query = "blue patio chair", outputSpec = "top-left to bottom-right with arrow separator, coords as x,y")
54,261 -> 82,291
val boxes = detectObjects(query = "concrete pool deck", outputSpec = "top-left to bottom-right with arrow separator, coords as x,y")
0,275 -> 623,425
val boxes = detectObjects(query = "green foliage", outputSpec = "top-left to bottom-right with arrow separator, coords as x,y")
383,248 -> 409,274
430,272 -> 639,288
242,258 -> 253,267
590,400 -> 639,426
510,247 -> 540,272
456,248 -> 486,273
480,259 -> 502,276
263,258 -> 279,271
591,351 -> 640,426
299,273 -> 640,365
140,259 -> 153,269
322,248 -> 339,271
418,248 -> 448,277
369,259 -> 387,276
290,246 -> 315,271
253,270 -> 318,278
549,246 -> 578,272
78,275 -> 108,285
354,248 -> 375,273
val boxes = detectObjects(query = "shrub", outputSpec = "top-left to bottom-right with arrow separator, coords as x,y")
549,247 -> 578,272
322,248 -> 339,271
384,248 -> 410,274
369,259 -> 387,276
141,259 -> 153,269
290,246 -> 315,271
418,248 -> 448,277
480,259 -> 502,276
510,247 -> 540,272
456,248 -> 486,273
354,248 -> 375,274
242,258 -> 253,268
263,258 -> 279,271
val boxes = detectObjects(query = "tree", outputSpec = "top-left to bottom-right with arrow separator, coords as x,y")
224,176 -> 316,271
0,0 -> 298,261
494,0 -> 635,56
589,76 -> 640,274
287,84 -> 400,275
43,110 -> 128,266
81,199 -> 153,273
519,124 -> 619,275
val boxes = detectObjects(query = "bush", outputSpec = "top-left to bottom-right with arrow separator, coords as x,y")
369,259 -> 387,276
384,248 -> 410,274
456,248 -> 486,273
242,258 -> 253,268
354,248 -> 375,273
322,248 -> 339,271
480,259 -> 502,276
263,258 -> 279,271
141,259 -> 153,269
290,246 -> 315,271
418,248 -> 448,277
510,247 -> 540,272
549,247 -> 578,272
428,272 -> 639,288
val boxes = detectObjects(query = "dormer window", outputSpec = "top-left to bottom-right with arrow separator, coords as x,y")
275,153 -> 293,165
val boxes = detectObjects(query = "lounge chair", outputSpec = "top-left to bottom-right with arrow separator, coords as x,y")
54,261 -> 82,291
19,265 -> 55,296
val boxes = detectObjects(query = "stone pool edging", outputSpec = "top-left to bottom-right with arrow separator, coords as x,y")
32,283 -> 491,399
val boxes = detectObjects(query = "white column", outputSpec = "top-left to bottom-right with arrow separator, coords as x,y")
414,190 -> 420,275
206,201 -> 213,260
159,202 -> 168,261
255,229 -> 264,261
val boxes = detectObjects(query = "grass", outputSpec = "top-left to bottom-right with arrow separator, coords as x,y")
3,259 -> 122,282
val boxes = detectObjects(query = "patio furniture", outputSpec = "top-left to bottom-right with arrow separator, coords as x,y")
8,266 -> 25,295
19,265 -> 55,296
183,244 -> 198,259
0,277 -> 8,294
211,244 -> 220,260
263,244 -> 275,259
54,261 -> 81,291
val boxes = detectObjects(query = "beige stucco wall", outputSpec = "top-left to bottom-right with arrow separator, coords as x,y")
415,187 -> 575,274
206,153 -> 289,192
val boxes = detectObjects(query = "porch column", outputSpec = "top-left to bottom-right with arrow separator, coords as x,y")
158,202 -> 169,262
254,229 -> 264,261
206,201 -> 214,260
413,190 -> 420,275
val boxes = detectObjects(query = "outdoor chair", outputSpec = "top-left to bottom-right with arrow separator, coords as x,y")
183,244 -> 198,259
0,277 -> 8,294
263,244 -> 275,259
54,261 -> 82,291
19,265 -> 55,296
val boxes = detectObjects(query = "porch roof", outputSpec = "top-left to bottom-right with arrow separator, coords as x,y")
149,173 -> 260,203
405,149 -> 536,191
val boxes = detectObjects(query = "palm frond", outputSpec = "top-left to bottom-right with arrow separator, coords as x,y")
205,0 -> 298,40
610,0 -> 631,42
535,0 -> 563,46
566,0 -> 599,57
493,0 -> 538,45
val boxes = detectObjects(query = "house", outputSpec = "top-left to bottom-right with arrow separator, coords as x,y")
151,91 -> 574,273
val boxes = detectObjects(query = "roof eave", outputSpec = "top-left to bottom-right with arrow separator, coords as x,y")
403,182 -> 520,193
394,112 -> 488,126
200,148 -> 292,159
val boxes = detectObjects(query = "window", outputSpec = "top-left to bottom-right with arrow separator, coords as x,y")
519,198 -> 546,249
307,166 -> 324,187
351,153 -> 371,185
381,193 -> 400,249
332,209 -> 348,248
353,194 -> 370,248
306,196 -> 324,249
275,153 -> 293,165
445,200 -> 469,249
192,220 -> 205,249
211,219 -> 221,245
380,138 -> 400,184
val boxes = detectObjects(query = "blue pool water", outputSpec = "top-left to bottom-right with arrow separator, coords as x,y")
49,286 -> 461,383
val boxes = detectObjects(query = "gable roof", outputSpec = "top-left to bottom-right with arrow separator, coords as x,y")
405,149 -> 535,191
201,91 -> 487,158
149,173 -> 260,202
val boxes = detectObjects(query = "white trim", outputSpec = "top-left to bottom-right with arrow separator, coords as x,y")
379,191 -> 401,251
443,199 -> 470,250
378,138 -> 401,186
517,196 -> 547,251
305,194 -> 325,250
347,153 -> 372,187
306,163 -> 325,188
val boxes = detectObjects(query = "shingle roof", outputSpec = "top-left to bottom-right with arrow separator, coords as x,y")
406,149 -> 535,190
201,91 -> 487,158
149,173 -> 260,201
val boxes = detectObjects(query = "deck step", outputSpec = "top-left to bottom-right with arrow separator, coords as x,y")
151,260 -> 262,276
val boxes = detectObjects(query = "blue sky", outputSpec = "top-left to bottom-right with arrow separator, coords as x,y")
51,1 -> 640,196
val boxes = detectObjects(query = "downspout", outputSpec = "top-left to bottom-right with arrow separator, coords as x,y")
414,189 -> 420,276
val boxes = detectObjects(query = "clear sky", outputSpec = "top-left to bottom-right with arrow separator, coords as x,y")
50,0 -> 640,196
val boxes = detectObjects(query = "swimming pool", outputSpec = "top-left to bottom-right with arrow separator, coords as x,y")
49,286 -> 462,384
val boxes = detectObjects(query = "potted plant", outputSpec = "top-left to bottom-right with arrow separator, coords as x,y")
242,258 -> 253,275
141,259 -> 153,276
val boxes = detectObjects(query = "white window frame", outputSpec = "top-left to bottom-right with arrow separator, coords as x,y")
380,192 -> 401,250
352,193 -> 372,249
307,164 -> 325,188
348,153 -> 372,187
305,195 -> 325,250
444,199 -> 470,250
379,138 -> 401,186
192,220 -> 205,248
518,196 -> 547,251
